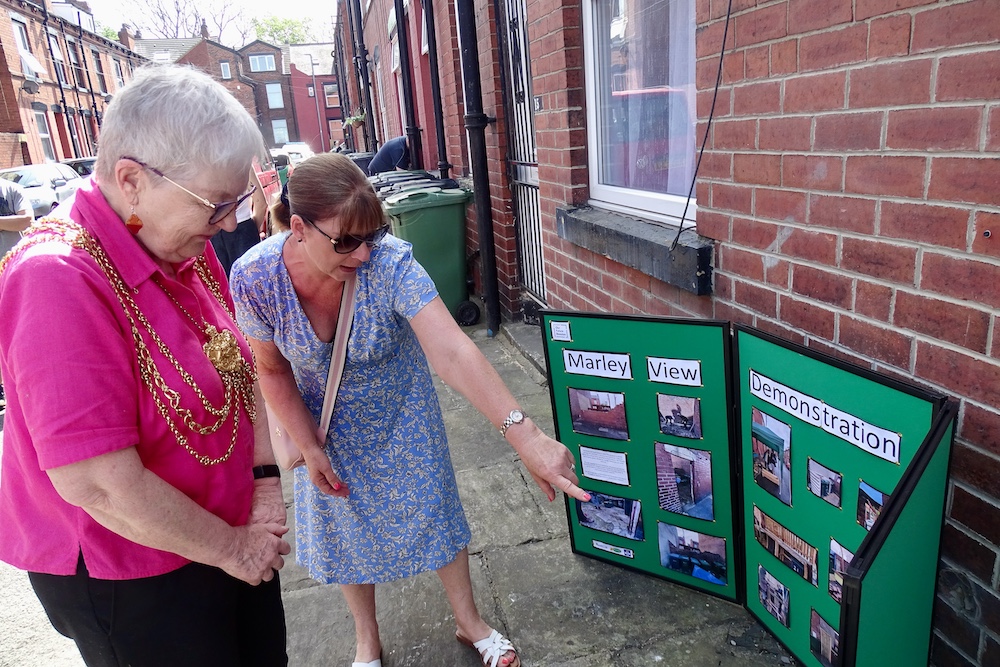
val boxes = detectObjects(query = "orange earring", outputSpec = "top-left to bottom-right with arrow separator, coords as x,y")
125,207 -> 143,235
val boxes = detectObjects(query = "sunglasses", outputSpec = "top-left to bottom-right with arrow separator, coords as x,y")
122,156 -> 256,225
303,218 -> 390,254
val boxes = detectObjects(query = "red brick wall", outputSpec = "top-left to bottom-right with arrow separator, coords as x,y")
695,2 -> 998,664
473,0 -> 519,314
176,41 -> 257,120
0,1 -> 145,167
433,0 -> 468,176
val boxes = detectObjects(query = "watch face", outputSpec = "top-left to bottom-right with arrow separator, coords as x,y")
511,409 -> 524,422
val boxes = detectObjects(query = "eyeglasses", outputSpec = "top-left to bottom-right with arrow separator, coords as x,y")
122,156 -> 256,225
303,218 -> 390,254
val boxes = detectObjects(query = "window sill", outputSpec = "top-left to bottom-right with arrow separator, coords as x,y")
555,206 -> 713,296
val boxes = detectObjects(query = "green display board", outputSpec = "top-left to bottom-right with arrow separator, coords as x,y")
733,325 -> 947,667
541,312 -> 739,600
841,404 -> 956,667
541,312 -> 955,667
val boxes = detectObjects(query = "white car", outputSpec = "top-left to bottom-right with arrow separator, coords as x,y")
281,142 -> 314,165
0,163 -> 86,218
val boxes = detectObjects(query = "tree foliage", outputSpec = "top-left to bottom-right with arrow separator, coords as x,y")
96,22 -> 118,42
251,16 -> 314,45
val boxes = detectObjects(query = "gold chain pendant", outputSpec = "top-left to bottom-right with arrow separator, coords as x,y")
203,325 -> 242,373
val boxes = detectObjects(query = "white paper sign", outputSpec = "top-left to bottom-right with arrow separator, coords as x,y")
647,357 -> 702,386
563,349 -> 633,380
749,369 -> 900,463
593,540 -> 634,559
579,446 -> 630,486
550,321 -> 572,341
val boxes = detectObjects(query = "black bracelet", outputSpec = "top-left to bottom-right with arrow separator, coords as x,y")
252,464 -> 281,480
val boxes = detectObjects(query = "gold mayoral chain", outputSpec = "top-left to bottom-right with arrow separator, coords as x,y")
0,218 -> 257,465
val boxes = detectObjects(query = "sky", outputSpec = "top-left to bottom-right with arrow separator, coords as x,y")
84,0 -> 338,46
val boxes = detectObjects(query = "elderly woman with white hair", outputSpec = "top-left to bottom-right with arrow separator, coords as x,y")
0,65 -> 290,666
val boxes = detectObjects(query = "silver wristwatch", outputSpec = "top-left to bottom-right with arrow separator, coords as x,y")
500,409 -> 525,438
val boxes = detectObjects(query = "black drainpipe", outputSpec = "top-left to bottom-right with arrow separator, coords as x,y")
421,0 -> 451,179
333,33 -> 353,150
393,0 -> 421,169
455,2 -> 500,336
349,0 -> 378,151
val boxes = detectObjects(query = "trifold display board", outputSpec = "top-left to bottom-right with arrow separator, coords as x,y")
541,311 -> 955,667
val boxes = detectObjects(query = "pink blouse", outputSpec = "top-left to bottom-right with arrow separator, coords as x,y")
0,178 -> 256,579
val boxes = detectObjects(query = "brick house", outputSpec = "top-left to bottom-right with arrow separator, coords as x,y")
172,39 -> 257,122
0,0 -> 145,168
238,39 -> 297,148
338,0 -> 1000,663
287,43 -> 344,154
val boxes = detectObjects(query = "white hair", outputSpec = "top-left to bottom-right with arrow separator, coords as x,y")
95,65 -> 263,183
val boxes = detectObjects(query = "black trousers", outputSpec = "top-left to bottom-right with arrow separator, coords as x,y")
29,555 -> 287,667
210,218 -> 261,278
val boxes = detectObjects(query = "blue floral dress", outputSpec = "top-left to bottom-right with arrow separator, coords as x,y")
231,233 -> 471,584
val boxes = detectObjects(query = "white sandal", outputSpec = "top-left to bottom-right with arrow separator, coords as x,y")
456,628 -> 520,667
351,660 -> 381,667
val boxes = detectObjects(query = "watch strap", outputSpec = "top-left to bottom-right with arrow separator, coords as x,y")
252,464 -> 281,480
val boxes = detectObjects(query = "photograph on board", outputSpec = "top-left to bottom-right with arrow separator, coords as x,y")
751,407 -> 792,506
758,565 -> 791,628
654,442 -> 715,520
656,394 -> 703,439
810,608 -> 840,667
828,538 -> 855,604
576,491 -> 644,541
568,388 -> 629,441
753,505 -> 819,586
857,480 -> 890,531
658,522 -> 727,585
807,458 -> 843,509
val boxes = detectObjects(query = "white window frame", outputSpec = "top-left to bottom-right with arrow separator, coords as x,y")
266,82 -> 284,109
421,11 -> 429,55
271,118 -> 289,145
35,110 -> 56,161
66,39 -> 85,89
324,83 -> 338,108
249,54 -> 276,72
91,48 -> 107,93
112,58 -> 125,89
48,32 -> 68,85
11,17 -> 43,80
307,84 -> 315,97
220,61 -> 231,79
581,0 -> 698,227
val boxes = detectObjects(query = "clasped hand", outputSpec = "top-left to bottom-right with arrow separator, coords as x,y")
305,425 -> 350,497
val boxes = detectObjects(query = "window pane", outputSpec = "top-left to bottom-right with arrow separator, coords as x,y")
220,61 -> 231,79
324,84 -> 338,108
48,34 -> 67,84
592,0 -> 696,198
250,54 -> 276,72
272,119 -> 288,145
266,83 -> 283,109
67,41 -> 85,88
35,111 -> 55,161
91,49 -> 107,93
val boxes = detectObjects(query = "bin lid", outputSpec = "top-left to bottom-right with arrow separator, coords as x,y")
382,187 -> 470,213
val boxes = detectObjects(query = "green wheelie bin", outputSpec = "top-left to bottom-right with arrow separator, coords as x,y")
383,188 -> 480,325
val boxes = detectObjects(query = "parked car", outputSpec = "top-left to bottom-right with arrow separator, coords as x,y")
281,142 -> 314,165
0,163 -> 86,218
61,156 -> 97,178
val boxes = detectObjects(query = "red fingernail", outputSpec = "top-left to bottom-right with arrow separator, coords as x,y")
333,483 -> 342,491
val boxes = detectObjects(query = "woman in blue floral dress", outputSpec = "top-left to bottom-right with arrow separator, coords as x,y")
230,154 -> 589,667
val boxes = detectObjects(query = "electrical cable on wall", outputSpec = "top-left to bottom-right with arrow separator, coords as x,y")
671,0 -> 734,251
